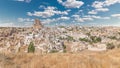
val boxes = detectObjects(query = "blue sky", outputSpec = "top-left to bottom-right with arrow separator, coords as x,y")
0,0 -> 120,27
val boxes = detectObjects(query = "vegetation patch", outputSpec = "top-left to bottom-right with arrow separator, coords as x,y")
106,43 -> 115,49
28,41 -> 35,53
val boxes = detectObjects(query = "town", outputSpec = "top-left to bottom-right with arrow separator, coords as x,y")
0,19 -> 120,54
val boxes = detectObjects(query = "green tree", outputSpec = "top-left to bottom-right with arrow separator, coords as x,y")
28,41 -> 35,53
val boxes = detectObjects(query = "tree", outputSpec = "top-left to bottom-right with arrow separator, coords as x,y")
28,41 -> 35,53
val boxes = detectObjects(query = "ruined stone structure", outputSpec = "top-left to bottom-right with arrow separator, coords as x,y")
33,19 -> 43,30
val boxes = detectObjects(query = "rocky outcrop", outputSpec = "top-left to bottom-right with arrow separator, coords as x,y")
33,19 -> 43,30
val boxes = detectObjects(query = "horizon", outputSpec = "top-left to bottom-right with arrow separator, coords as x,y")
0,0 -> 120,27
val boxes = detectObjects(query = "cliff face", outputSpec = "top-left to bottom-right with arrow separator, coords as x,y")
33,19 -> 43,30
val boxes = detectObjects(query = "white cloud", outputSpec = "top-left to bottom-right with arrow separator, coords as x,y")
92,0 -> 120,9
90,15 -> 101,19
102,17 -> 110,19
59,16 -> 70,20
104,0 -> 120,6
42,16 -> 70,24
72,14 -> 79,18
96,8 -> 109,12
72,15 -> 94,22
42,19 -> 56,24
88,10 -> 97,14
84,15 -> 110,20
18,18 -> 34,22
27,6 -> 69,18
111,14 -> 120,17
17,18 -> 35,27
14,0 -> 31,3
57,0 -> 84,8
0,23 -> 14,27
82,17 -> 93,21
92,0 -> 120,12
72,14 -> 110,23
39,5 -> 46,9
91,1 -> 109,13
91,0 -> 120,14
16,0 -> 24,1
92,1 -> 104,9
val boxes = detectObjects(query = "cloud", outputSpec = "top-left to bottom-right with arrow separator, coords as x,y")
92,0 -> 120,8
84,15 -> 110,19
91,1 -> 110,13
88,10 -> 97,14
72,15 -> 94,22
92,1 -> 104,9
59,16 -> 70,20
57,0 -> 84,8
72,14 -> 110,23
42,19 -> 56,24
102,17 -> 110,19
17,18 -> 34,27
111,14 -> 120,18
0,22 -> 14,27
96,8 -> 109,12
42,16 -> 70,24
39,5 -> 46,9
92,0 -> 120,12
27,6 -> 69,18
14,0 -> 31,3
90,0 -> 120,14
104,0 -> 120,6
17,18 -> 34,22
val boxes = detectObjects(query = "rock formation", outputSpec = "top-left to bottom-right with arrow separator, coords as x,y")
33,19 -> 43,30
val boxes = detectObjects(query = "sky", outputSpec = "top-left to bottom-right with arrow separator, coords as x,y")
0,0 -> 120,27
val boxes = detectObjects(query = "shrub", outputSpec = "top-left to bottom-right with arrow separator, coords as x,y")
50,50 -> 58,53
90,36 -> 101,43
62,43 -> 66,49
79,38 -> 90,42
117,44 -> 120,48
96,37 -> 101,42
62,42 -> 67,53
108,36 -> 117,40
28,41 -> 35,53
106,43 -> 115,49
66,36 -> 74,41
59,26 -> 65,28
86,32 -> 91,36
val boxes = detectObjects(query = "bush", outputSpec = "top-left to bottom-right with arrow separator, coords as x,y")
28,42 -> 35,53
59,26 -> 65,28
106,43 -> 115,49
66,36 -> 74,41
86,32 -> 91,36
90,36 -> 101,43
62,42 -> 66,53
117,44 -> 120,48
96,37 -> 101,42
108,36 -> 117,40
50,50 -> 58,53
79,38 -> 90,42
